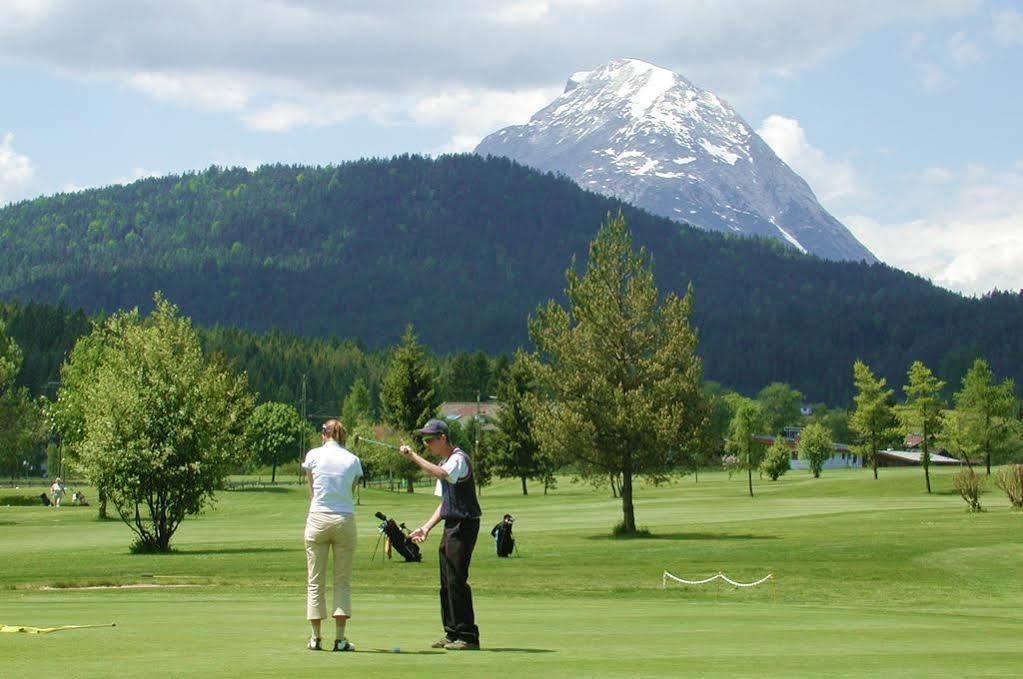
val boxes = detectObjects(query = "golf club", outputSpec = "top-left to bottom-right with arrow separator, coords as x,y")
353,434 -> 399,451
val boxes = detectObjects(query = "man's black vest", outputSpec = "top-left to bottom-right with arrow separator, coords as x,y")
440,449 -> 482,520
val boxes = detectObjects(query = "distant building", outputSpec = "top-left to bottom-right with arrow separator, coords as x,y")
753,427 -> 861,470
873,449 -> 961,467
438,401 -> 503,432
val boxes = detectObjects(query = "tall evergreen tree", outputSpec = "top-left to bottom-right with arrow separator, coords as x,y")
953,358 -> 1017,475
849,360 -> 898,479
380,325 -> 439,492
528,213 -> 707,533
491,351 -> 545,496
341,378 -> 374,432
900,361 -> 946,494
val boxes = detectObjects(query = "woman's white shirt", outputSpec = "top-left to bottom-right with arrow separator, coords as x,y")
302,441 -> 363,514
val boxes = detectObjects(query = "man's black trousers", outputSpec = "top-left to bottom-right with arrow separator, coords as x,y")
439,517 -> 480,644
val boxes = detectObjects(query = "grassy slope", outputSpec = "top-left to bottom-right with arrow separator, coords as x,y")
1,467 -> 1021,677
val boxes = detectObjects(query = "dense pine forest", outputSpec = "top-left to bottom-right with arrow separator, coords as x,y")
2,153 -> 1022,404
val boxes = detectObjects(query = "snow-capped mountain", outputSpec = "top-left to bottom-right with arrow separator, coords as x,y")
475,58 -> 876,263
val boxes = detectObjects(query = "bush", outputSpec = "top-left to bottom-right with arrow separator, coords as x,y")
760,440 -> 791,481
953,467 -> 985,512
995,464 -> 1023,509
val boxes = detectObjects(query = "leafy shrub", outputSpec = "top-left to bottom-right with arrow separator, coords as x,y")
953,467 -> 985,512
760,440 -> 791,481
995,464 -> 1023,509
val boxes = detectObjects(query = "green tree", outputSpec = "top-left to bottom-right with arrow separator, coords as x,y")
50,331 -> 117,516
798,421 -> 833,478
849,360 -> 898,480
0,319 -> 46,478
528,213 -> 707,534
725,399 -> 766,497
757,382 -> 803,435
341,378 -> 373,432
760,437 -> 791,481
900,361 -> 946,494
53,296 -> 253,551
0,317 -> 21,391
953,358 -> 1017,476
246,401 -> 308,483
491,351 -> 545,495
380,324 -> 439,492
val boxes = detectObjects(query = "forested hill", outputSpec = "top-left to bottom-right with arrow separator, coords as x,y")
1,153 -> 1021,403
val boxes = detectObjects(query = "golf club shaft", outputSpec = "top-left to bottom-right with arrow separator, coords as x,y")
354,435 -> 399,451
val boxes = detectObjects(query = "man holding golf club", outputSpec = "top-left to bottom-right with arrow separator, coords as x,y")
302,419 -> 363,652
399,419 -> 482,651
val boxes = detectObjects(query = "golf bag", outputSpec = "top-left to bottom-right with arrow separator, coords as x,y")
492,521 -> 514,557
39,493 -> 51,507
374,512 -> 422,562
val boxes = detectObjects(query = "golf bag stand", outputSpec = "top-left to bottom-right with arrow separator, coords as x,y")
374,512 -> 422,562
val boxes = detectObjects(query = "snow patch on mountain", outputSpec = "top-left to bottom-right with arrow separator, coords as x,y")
475,58 -> 876,263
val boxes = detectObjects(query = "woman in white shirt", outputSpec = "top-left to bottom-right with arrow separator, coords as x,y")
302,419 -> 363,652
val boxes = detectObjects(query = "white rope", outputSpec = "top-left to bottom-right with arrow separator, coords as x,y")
662,571 -> 773,588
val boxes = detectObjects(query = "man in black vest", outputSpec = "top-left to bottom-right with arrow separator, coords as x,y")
401,419 -> 482,651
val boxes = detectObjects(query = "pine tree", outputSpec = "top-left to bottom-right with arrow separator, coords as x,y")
528,213 -> 707,533
849,360 -> 898,479
380,325 -> 439,492
901,361 -> 946,494
953,358 -> 1017,475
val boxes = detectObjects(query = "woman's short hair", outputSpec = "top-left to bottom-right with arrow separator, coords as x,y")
321,419 -> 347,445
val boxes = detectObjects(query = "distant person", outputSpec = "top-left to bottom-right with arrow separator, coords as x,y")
302,419 -> 363,652
49,478 -> 65,508
400,419 -> 482,651
491,514 -> 515,557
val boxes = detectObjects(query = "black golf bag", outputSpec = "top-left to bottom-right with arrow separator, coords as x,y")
39,493 -> 51,507
492,521 -> 514,557
375,512 -> 422,562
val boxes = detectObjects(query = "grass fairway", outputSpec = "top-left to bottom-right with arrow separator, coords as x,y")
2,467 -> 1021,677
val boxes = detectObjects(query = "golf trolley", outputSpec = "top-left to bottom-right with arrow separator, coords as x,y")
371,511 -> 422,563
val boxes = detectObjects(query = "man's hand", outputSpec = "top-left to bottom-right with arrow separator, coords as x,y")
409,526 -> 429,543
399,444 -> 414,457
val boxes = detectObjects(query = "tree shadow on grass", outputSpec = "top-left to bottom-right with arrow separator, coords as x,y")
358,648 -> 555,654
586,532 -> 777,541
225,486 -> 292,493
170,546 -> 299,555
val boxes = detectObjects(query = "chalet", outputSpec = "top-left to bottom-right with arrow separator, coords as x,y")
752,427 -> 862,470
438,401 -> 503,432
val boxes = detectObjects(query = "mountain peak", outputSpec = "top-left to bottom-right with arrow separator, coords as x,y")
477,58 -> 875,263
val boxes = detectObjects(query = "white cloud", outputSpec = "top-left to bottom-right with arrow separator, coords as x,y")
0,132 -> 34,205
111,167 -> 165,186
844,163 -> 1023,296
992,8 -> 1023,45
413,87 -> 559,153
0,0 -> 983,140
947,31 -> 981,64
125,72 -> 250,113
755,115 -> 859,201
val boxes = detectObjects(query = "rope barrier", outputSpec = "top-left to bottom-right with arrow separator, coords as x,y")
662,571 -> 773,588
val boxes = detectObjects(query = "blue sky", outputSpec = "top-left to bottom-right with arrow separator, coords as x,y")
2,0 -> 1021,295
